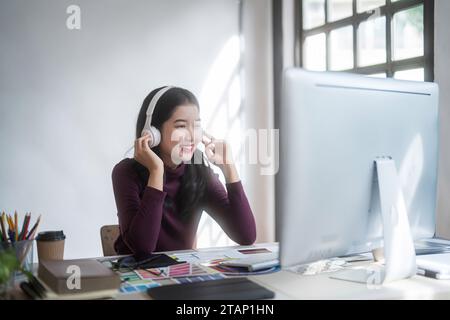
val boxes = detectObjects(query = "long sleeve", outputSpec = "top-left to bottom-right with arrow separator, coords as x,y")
203,172 -> 257,245
111,162 -> 167,256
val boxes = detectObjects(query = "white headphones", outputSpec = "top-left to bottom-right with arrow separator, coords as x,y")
141,86 -> 173,148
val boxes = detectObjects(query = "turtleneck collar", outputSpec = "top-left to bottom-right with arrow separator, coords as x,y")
163,163 -> 186,199
164,162 -> 186,179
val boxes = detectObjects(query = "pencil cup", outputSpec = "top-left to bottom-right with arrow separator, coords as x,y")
0,240 -> 34,282
36,231 -> 65,262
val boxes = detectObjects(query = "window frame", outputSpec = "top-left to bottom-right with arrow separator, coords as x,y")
295,0 -> 434,81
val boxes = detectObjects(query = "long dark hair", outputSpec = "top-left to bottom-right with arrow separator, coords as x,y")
133,86 -> 210,217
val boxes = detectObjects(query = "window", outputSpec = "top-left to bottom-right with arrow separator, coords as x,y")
296,0 -> 434,82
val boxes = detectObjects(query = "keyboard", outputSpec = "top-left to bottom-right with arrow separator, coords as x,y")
147,277 -> 274,300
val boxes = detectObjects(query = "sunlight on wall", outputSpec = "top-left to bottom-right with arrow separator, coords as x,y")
196,35 -> 245,248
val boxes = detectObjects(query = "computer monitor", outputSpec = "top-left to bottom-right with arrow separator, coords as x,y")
278,68 -> 439,268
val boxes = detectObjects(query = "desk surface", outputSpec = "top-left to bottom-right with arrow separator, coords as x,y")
12,242 -> 450,300
114,242 -> 450,300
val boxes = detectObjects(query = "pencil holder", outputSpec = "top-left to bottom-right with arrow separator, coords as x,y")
0,240 -> 34,276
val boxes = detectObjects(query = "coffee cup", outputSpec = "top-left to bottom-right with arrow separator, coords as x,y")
35,230 -> 66,262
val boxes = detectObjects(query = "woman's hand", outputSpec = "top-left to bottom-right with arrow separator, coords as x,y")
134,134 -> 164,190
202,132 -> 233,167
202,132 -> 240,183
134,133 -> 164,172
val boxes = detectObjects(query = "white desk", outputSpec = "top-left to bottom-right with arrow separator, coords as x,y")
115,242 -> 450,300
249,267 -> 450,300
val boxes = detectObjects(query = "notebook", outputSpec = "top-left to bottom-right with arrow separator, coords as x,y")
38,258 -> 121,297
416,253 -> 450,279
147,277 -> 275,300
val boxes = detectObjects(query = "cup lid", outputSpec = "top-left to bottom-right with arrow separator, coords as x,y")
35,230 -> 66,241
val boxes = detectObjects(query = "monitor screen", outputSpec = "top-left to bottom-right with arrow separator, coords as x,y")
277,68 -> 439,268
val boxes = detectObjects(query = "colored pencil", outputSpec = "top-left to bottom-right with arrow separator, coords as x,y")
18,212 -> 27,240
0,213 -> 7,242
14,211 -> 18,241
26,215 -> 41,240
21,213 -> 31,241
7,215 -> 14,232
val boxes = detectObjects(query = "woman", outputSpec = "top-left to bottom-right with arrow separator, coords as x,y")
112,86 -> 256,258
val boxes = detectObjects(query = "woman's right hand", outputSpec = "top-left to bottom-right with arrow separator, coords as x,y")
134,133 -> 164,173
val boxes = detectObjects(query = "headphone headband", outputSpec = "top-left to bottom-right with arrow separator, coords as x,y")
143,86 -> 173,130
146,86 -> 173,116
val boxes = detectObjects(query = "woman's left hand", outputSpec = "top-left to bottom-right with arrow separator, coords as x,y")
202,132 -> 240,183
202,132 -> 234,168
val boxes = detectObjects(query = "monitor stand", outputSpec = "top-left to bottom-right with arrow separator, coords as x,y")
331,157 -> 417,285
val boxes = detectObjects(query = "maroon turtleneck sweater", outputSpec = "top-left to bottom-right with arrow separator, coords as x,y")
111,158 -> 257,256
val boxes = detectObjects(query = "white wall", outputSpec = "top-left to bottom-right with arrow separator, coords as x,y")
0,0 -> 240,258
435,0 -> 450,239
282,0 -> 295,69
241,0 -> 275,243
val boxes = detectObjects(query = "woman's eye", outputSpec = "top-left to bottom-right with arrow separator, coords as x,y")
175,125 -> 186,129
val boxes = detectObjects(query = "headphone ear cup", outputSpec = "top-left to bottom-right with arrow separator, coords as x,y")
141,126 -> 161,148
146,126 -> 161,148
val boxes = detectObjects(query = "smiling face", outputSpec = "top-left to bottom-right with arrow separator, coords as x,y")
158,104 -> 202,167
